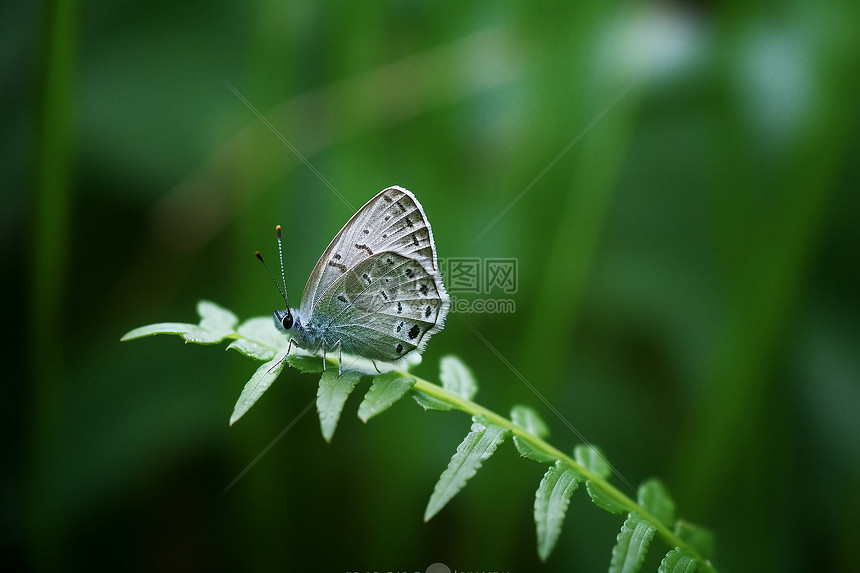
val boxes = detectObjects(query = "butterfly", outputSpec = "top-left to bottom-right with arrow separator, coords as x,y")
263,185 -> 451,374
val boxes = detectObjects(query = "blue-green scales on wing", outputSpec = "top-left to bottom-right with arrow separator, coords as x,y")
271,186 -> 451,371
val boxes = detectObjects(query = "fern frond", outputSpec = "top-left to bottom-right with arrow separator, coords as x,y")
122,301 -> 720,573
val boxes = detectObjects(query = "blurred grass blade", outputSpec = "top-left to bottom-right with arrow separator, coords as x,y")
28,0 -> 77,567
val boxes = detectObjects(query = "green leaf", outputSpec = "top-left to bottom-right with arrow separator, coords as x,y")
121,300 -> 238,344
534,461 -> 581,561
227,317 -> 292,360
511,405 -> 556,463
120,322 -> 216,343
229,347 -> 290,425
424,417 -> 509,522
227,338 -> 276,361
609,512 -> 657,573
572,444 -> 626,514
511,404 -> 550,438
659,549 -> 698,573
412,391 -> 453,412
674,520 -> 715,560
316,370 -> 364,442
439,354 -> 478,400
412,354 -> 477,411
585,481 -> 627,514
237,316 -> 286,349
357,372 -> 416,423
284,354 -> 325,373
637,478 -> 675,527
197,300 -> 238,336
574,443 -> 611,479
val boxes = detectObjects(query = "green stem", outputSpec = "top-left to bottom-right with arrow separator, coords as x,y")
409,375 -> 717,573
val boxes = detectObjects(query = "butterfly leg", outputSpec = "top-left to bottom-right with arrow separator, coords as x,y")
335,339 -> 343,377
371,360 -> 382,374
267,338 -> 295,374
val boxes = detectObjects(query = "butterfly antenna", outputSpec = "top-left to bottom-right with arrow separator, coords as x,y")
276,225 -> 289,306
256,250 -> 288,309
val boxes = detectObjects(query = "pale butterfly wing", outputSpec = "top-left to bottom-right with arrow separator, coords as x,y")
312,251 -> 449,361
299,186 -> 440,318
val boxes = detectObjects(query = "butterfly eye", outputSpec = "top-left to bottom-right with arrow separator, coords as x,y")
274,309 -> 293,330
281,313 -> 293,330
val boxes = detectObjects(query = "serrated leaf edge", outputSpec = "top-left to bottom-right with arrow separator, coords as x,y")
423,419 -> 509,522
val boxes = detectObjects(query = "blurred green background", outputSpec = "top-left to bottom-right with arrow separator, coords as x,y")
5,0 -> 860,571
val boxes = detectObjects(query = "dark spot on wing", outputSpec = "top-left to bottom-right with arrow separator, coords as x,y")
382,193 -> 393,203
404,268 -> 414,278
425,305 -> 432,318
408,324 -> 420,340
338,295 -> 348,303
380,290 -> 389,301
411,233 -> 419,247
396,343 -> 403,354
328,261 -> 347,272
333,253 -> 342,259
362,273 -> 371,285
419,283 -> 429,295
386,257 -> 393,265
396,321 -> 403,333
363,229 -> 369,234
396,302 -> 402,314
355,243 -> 373,255
405,216 -> 413,228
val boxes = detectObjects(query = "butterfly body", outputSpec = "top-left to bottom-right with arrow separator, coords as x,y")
273,186 -> 450,369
